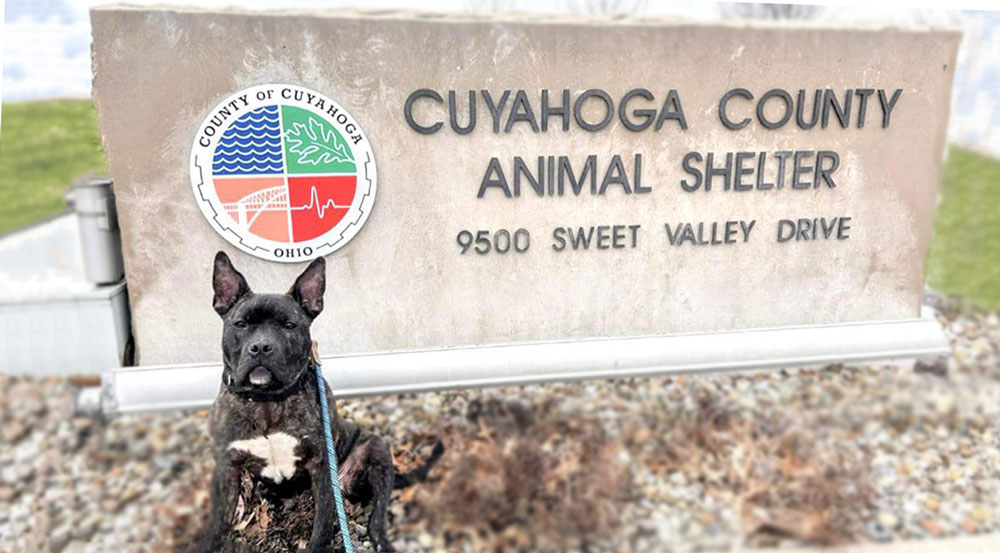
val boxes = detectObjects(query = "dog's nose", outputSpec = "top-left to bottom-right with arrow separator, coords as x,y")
247,341 -> 274,357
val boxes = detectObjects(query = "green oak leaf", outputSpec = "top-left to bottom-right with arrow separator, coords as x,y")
284,116 -> 354,166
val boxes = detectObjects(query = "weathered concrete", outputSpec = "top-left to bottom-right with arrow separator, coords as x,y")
756,533 -> 1000,553
91,6 -> 959,366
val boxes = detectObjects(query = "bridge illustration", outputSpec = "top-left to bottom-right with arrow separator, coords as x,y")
221,185 -> 349,229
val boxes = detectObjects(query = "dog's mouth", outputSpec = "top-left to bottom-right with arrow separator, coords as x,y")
224,363 -> 310,400
247,366 -> 274,388
225,366 -> 277,389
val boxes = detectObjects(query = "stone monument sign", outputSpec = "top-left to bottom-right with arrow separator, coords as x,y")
91,7 -> 960,366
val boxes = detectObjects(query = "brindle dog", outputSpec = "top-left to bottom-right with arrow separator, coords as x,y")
195,252 -> 442,553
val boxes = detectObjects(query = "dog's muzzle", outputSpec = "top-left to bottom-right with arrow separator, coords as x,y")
223,364 -> 310,401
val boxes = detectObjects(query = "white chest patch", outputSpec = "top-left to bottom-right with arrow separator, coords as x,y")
228,432 -> 301,484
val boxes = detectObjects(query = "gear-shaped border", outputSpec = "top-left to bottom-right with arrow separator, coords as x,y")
189,84 -> 378,263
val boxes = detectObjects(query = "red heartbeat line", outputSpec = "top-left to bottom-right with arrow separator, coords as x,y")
290,185 -> 350,219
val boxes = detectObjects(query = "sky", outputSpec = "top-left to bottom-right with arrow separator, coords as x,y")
1,0 -> 998,154
0,0 -> 725,100
0,0 -> 981,101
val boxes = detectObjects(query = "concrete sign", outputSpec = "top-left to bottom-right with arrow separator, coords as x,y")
91,7 -> 959,367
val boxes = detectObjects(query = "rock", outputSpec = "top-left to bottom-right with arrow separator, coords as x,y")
913,357 -> 949,377
924,496 -> 940,512
935,395 -> 955,415
920,518 -> 943,537
0,466 -> 17,486
0,485 -> 17,503
866,520 -> 892,542
66,375 -> 101,387
2,422 -> 29,444
878,511 -> 900,530
48,523 -> 72,552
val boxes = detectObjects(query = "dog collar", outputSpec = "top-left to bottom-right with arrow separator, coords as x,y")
223,364 -> 311,401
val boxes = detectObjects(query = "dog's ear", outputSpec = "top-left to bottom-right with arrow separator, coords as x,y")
289,257 -> 325,319
212,251 -> 251,316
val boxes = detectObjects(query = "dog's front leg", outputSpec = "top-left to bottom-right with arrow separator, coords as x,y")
303,454 -> 336,553
194,460 -> 240,553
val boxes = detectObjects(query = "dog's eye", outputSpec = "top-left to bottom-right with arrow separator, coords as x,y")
283,321 -> 296,330
233,320 -> 248,329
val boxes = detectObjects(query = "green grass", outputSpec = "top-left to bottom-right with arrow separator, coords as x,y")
0,100 -> 107,234
926,147 -> 1000,310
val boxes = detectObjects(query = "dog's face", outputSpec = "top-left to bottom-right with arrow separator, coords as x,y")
211,251 -> 325,394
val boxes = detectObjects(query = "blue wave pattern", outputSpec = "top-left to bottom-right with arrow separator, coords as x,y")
212,106 -> 284,176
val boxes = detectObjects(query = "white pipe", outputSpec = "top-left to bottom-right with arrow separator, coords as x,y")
94,308 -> 950,414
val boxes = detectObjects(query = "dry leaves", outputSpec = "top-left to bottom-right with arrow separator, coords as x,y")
639,387 -> 872,547
404,396 -> 633,552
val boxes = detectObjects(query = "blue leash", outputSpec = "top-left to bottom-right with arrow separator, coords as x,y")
315,362 -> 356,553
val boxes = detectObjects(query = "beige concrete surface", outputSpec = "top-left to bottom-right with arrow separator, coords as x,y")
754,533 -> 1000,553
91,7 -> 959,365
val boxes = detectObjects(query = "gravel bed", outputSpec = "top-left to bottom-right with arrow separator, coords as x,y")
1,292 -> 999,553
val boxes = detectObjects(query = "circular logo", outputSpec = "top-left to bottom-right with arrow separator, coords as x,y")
190,84 -> 377,262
